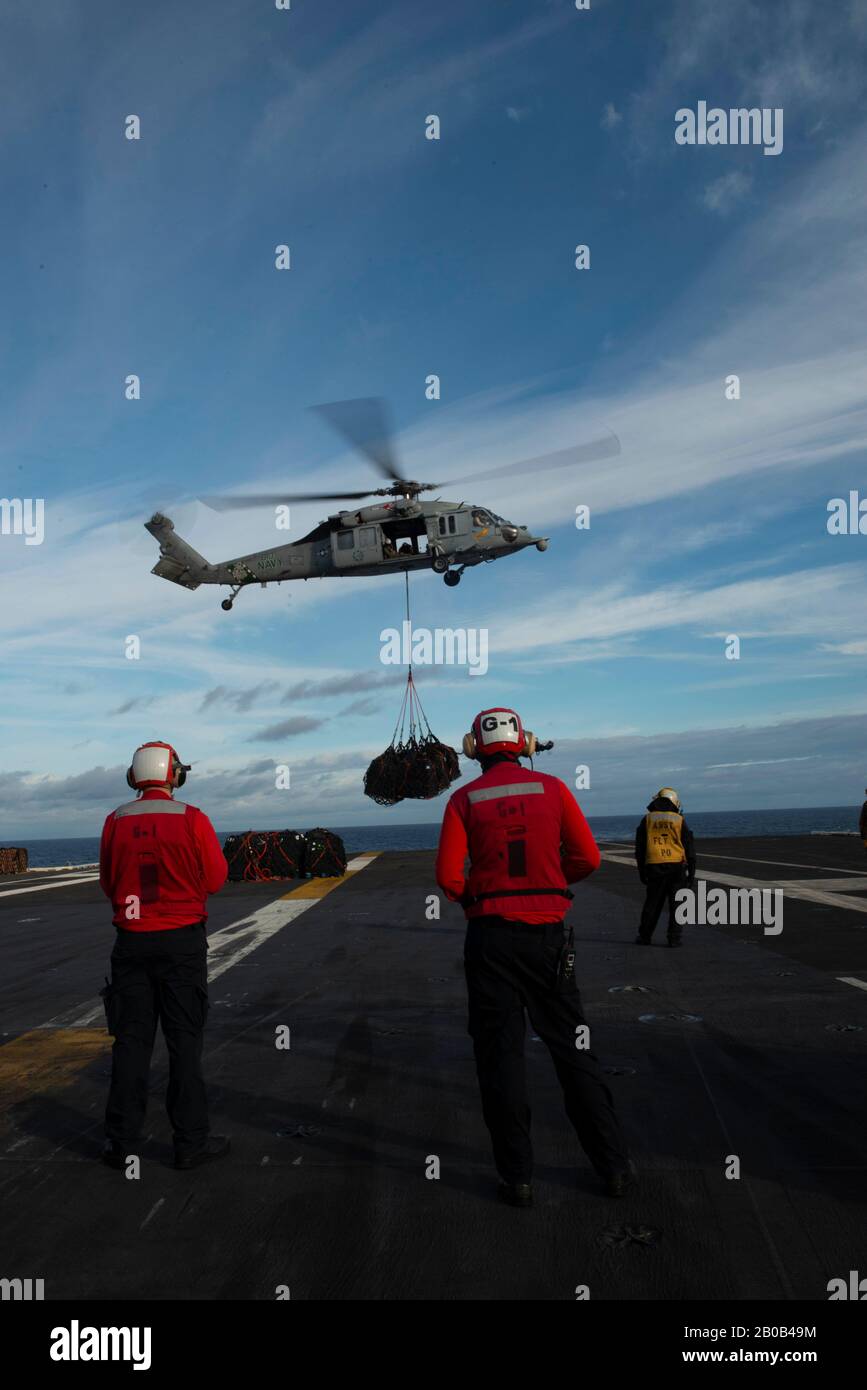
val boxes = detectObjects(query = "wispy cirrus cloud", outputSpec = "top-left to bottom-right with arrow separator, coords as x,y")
623,0 -> 867,160
484,564 -> 864,656
702,169 -> 753,214
247,716 -> 325,743
108,696 -> 154,716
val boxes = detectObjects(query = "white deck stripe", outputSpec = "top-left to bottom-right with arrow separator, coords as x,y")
0,873 -> 99,898
600,851 -> 867,916
837,976 -> 867,992
41,855 -> 379,1029
695,850 -> 866,875
19,863 -> 98,873
346,855 -> 377,870
599,845 -> 865,876
3,855 -> 377,901
781,877 -> 867,892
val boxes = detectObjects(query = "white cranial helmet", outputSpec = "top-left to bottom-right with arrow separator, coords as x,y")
127,741 -> 188,791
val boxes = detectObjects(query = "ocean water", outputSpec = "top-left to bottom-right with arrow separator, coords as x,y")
10,804 -> 862,868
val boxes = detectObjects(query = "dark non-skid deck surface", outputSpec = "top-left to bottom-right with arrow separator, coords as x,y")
1,839 -> 865,1301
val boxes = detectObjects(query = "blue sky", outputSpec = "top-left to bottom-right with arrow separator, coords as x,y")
2,0 -> 866,838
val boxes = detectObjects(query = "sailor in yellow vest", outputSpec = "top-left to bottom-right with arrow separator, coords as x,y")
634,788 -> 695,947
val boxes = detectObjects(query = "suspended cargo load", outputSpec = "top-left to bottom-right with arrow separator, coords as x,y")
364,670 -> 460,806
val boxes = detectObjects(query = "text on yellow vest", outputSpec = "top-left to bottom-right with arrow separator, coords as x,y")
645,811 -> 686,864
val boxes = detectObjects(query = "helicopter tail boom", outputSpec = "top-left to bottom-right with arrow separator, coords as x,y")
145,513 -> 210,591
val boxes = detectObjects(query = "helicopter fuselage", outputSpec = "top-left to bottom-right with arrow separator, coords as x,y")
146,498 -> 548,608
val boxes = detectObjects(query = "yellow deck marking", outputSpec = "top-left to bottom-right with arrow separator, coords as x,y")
0,1029 -> 109,1118
2,854 -> 381,1120
279,854 -> 379,901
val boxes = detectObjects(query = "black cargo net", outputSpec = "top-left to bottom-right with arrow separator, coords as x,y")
363,574 -> 461,807
222,829 -> 346,882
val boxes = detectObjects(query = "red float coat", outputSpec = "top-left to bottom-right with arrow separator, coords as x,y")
99,788 -> 228,931
435,759 -> 600,923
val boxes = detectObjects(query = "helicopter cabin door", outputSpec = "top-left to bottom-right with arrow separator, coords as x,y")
431,508 -> 472,554
332,523 -> 383,569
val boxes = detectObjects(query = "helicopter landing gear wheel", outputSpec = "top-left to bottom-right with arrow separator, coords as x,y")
443,570 -> 461,587
431,551 -> 449,574
221,581 -> 243,612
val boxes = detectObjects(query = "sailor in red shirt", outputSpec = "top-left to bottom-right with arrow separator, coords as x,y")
436,708 -> 633,1206
98,741 -> 230,1171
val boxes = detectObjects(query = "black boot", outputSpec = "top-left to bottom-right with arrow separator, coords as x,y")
101,1139 -> 129,1171
175,1135 -> 231,1170
634,935 -> 651,945
497,1178 -> 533,1208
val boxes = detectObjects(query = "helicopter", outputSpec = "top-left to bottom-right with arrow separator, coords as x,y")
145,397 -> 620,611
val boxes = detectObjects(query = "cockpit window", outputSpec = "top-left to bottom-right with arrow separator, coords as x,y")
472,509 -> 493,526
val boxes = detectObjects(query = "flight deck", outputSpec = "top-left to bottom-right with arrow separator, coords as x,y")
1,837 -> 865,1301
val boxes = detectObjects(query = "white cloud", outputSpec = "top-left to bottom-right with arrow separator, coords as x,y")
4,9 -> 867,832
483,563 -> 863,656
625,0 -> 867,159
702,169 -> 753,214
707,756 -> 815,769
5,712 -> 864,835
821,640 -> 867,656
249,9 -> 565,176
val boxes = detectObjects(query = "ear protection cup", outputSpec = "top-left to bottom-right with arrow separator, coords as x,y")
174,763 -> 186,787
126,765 -> 137,789
523,731 -> 537,757
462,731 -> 477,759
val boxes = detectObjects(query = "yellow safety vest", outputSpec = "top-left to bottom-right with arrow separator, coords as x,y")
644,811 -> 686,865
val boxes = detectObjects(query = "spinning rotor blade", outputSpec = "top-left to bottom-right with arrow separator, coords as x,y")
199,489 -> 376,511
309,397 -> 402,482
198,418 -> 621,512
201,397 -> 406,513
433,429 -> 621,489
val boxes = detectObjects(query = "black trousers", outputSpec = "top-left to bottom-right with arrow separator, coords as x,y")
103,922 -> 210,1156
639,864 -> 688,942
463,917 -> 630,1183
